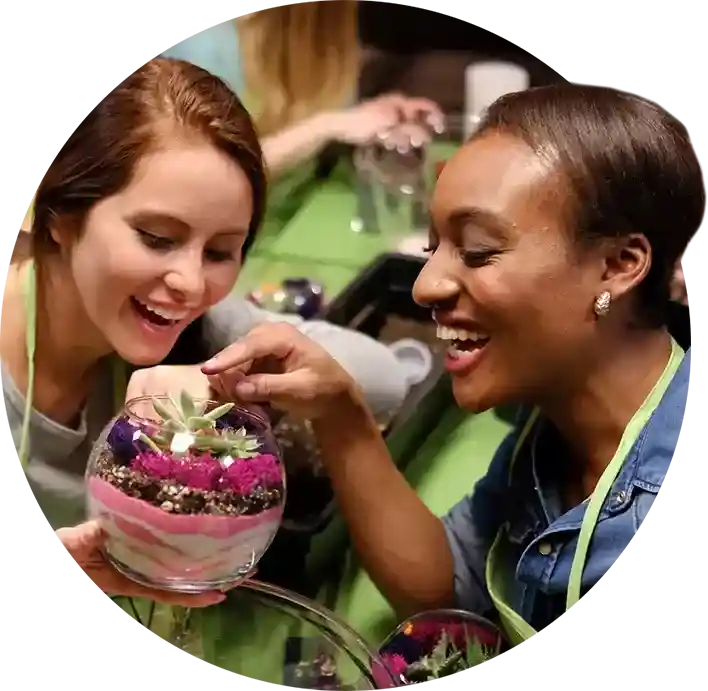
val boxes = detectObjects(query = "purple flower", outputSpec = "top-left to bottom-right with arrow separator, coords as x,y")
173,455 -> 222,491
130,451 -> 175,480
107,419 -> 146,464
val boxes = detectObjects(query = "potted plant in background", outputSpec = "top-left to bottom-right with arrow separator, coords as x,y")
86,390 -> 286,593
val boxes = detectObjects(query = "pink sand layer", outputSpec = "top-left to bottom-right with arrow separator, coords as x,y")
88,476 -> 282,537
88,476 -> 283,582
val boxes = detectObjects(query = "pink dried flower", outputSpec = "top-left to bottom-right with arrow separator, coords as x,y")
249,454 -> 282,486
219,454 -> 282,495
173,454 -> 223,491
220,458 -> 260,495
384,654 -> 408,676
130,451 -> 175,480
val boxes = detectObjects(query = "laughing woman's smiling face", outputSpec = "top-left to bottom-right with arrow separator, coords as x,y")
56,138 -> 254,366
413,133 -> 609,412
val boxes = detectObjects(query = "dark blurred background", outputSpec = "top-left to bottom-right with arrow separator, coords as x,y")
360,0 -> 706,141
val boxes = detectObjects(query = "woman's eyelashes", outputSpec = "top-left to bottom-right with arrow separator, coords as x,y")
421,240 -> 500,268
458,248 -> 500,268
136,228 -> 173,251
135,229 -> 235,263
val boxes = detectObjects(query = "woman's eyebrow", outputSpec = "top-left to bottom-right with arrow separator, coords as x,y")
447,206 -> 512,239
128,210 -> 247,236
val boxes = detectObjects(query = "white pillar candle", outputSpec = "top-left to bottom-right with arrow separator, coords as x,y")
464,61 -> 530,139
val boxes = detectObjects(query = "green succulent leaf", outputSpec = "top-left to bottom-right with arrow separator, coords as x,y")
153,398 -> 178,423
192,399 -> 207,417
431,630 -> 449,668
187,417 -> 216,431
203,402 -> 235,422
138,433 -> 162,453
179,390 -> 196,419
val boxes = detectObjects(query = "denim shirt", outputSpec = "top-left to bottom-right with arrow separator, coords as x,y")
443,347 -> 691,631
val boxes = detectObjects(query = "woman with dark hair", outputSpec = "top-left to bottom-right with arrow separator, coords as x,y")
203,84 -> 703,641
2,58 -> 408,541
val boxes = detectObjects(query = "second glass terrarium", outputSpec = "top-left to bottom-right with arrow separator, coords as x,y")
85,391 -> 286,592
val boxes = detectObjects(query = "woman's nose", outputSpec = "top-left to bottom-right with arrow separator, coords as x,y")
163,252 -> 205,303
412,261 -> 459,308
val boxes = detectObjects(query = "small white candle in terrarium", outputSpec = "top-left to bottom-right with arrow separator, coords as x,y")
85,390 -> 286,592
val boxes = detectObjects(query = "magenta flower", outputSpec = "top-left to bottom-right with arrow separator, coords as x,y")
219,454 -> 282,494
250,454 -> 282,486
385,654 -> 408,676
220,458 -> 260,494
130,451 -> 175,480
173,454 -> 222,491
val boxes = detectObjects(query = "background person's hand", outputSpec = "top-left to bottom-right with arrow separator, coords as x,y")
329,92 -> 444,147
374,92 -> 445,131
329,99 -> 403,146
201,322 -> 360,421
57,521 -> 227,606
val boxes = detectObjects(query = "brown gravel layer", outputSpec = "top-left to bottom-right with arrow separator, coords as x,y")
94,451 -> 284,516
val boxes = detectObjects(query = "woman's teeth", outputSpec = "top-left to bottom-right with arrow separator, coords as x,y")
132,297 -> 188,325
436,325 -> 490,354
436,325 -> 487,342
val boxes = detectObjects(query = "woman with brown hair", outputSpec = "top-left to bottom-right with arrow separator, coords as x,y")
203,83 -> 702,640
2,58 -> 408,546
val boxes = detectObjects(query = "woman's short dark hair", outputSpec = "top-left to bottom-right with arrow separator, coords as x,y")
472,83 -> 705,326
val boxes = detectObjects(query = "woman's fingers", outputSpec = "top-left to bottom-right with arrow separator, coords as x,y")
57,520 -> 106,558
202,326 -> 296,375
230,370 -> 319,403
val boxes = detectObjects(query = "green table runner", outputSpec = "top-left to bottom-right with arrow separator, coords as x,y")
257,142 -> 459,269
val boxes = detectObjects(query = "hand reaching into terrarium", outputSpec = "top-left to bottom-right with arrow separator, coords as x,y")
57,520 -> 228,606
203,323 -> 458,619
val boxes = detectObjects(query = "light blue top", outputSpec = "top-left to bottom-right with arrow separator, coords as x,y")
162,20 -> 246,96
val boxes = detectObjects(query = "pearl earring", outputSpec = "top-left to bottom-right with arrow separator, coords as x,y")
594,291 -> 612,317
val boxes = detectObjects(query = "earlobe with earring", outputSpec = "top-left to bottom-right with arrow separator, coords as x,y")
594,290 -> 612,317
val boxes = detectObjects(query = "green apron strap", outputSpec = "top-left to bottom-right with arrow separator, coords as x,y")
487,337 -> 684,644
18,260 -> 128,470
565,337 -> 684,608
19,262 -> 37,469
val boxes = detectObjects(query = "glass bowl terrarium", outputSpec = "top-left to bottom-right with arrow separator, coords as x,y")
376,609 -> 505,685
196,579 -> 397,689
86,391 -> 285,592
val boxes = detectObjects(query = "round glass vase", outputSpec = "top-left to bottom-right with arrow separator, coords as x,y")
85,394 -> 286,593
377,609 -> 506,685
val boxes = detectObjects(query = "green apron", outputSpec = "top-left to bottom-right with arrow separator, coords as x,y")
485,337 -> 685,646
18,261 -> 126,468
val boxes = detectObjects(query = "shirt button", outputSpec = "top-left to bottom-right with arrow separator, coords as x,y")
613,490 -> 628,506
538,542 -> 552,556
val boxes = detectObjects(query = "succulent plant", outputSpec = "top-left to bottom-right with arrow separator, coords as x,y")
382,627 -> 501,684
138,390 -> 262,459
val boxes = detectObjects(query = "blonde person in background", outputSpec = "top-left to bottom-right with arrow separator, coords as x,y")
162,1 -> 444,178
